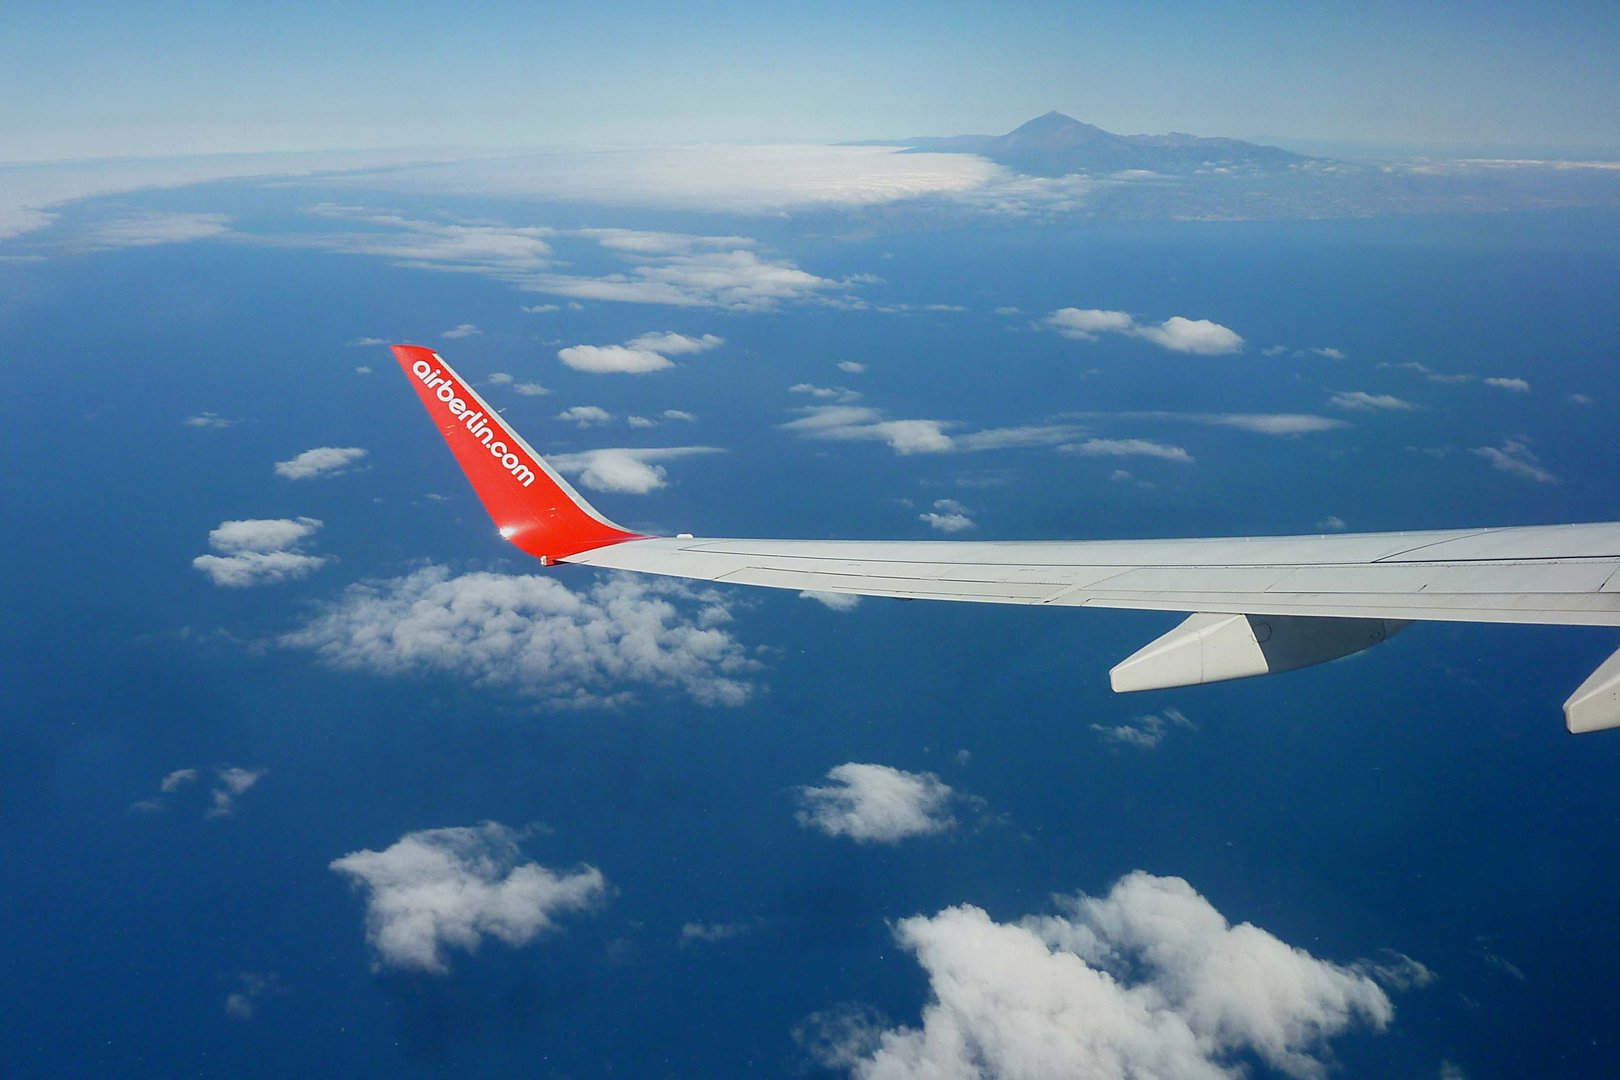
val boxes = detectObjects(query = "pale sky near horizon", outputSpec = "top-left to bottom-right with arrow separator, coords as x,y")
4,1 -> 1619,162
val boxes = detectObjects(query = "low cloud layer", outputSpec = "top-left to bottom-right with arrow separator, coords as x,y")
1472,440 -> 1557,483
281,566 -> 757,707
330,822 -> 607,974
192,517 -> 330,587
796,763 -> 959,844
274,446 -> 368,480
807,871 -> 1414,1078
1046,308 -> 1245,355
547,446 -> 722,494
1062,438 -> 1194,463
559,330 -> 724,373
919,498 -> 975,533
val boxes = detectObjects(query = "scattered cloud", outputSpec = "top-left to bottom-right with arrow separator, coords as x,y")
547,446 -> 722,494
558,344 -> 673,374
160,767 -> 198,793
800,591 -> 861,612
783,405 -> 954,455
330,822 -> 607,974
806,871 -> 1412,1079
678,920 -> 756,948
1310,346 -> 1347,360
86,211 -> 232,248
489,372 -> 552,395
1090,708 -> 1195,749
1061,438 -> 1193,463
955,424 -> 1083,451
1045,308 -> 1244,355
441,323 -> 482,339
628,415 -> 656,429
1484,376 -> 1530,393
1380,361 -> 1473,385
206,766 -> 266,819
348,337 -> 387,347
1569,393 -> 1594,405
627,331 -> 724,355
919,499 -> 975,533
281,566 -> 758,707
532,246 -> 843,312
224,972 -> 278,1020
558,331 -> 721,374
522,303 -> 560,313
1471,440 -> 1557,484
273,446 -> 368,480
192,517 -> 330,588
558,405 -> 613,427
355,365 -> 373,375
183,411 -> 235,429
837,361 -> 867,374
1330,390 -> 1418,412
796,763 -> 959,844
1317,516 -> 1347,531
791,383 -> 863,403
662,409 -> 697,422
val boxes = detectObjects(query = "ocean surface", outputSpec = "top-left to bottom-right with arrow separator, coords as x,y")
3,187 -> 1619,1077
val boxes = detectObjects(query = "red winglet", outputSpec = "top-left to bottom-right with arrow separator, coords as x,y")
392,345 -> 647,563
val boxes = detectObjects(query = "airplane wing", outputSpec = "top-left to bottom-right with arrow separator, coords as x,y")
393,345 -> 1620,733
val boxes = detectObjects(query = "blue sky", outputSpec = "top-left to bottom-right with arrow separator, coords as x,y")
5,1 -> 1620,161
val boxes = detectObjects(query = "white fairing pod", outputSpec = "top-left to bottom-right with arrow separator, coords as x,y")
1565,645 -> 1620,733
1110,613 -> 1409,693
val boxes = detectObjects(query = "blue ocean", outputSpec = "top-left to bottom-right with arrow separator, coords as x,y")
3,184 -> 1619,1077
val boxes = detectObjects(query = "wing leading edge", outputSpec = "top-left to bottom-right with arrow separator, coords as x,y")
392,345 -> 1620,733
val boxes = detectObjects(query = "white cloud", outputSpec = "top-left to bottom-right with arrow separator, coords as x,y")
1091,709 -> 1195,749
1045,308 -> 1244,355
348,337 -> 387,347
558,405 -> 613,427
441,323 -> 482,339
1316,516 -> 1347,531
662,409 -> 697,422
86,211 -> 232,248
160,767 -> 198,793
183,411 -> 234,429
547,446 -> 722,494
206,766 -> 266,819
486,371 -> 551,395
532,247 -> 843,311
955,425 -> 1082,451
679,920 -> 755,948
1310,347 -> 1347,360
345,145 -> 997,214
782,406 -> 954,455
1383,361 -> 1474,385
1471,440 -> 1557,484
281,566 -> 757,707
838,361 -> 867,373
330,822 -> 607,974
355,365 -> 373,375
522,303 -> 561,313
1484,376 -> 1530,393
224,973 -> 276,1020
919,499 -> 975,533
558,344 -> 674,374
627,416 -> 656,428
791,383 -> 863,403
1062,438 -> 1193,463
810,871 -> 1409,1079
1330,391 -> 1417,412
304,204 -> 555,273
192,517 -> 330,588
800,591 -> 861,612
626,331 -> 724,355
796,763 -> 959,844
1569,393 -> 1594,405
274,446 -> 368,480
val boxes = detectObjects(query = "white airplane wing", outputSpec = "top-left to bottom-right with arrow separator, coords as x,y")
393,345 -> 1620,733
